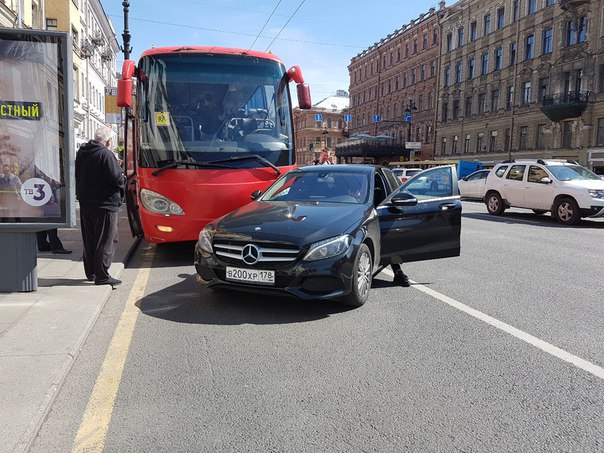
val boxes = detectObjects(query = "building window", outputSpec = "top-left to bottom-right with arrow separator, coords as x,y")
484,14 -> 491,35
538,77 -> 549,102
536,124 -> 546,149
527,0 -> 537,14
506,85 -> 515,109
458,27 -> 464,47
525,35 -> 534,60
465,96 -> 472,116
412,69 -> 417,85
405,43 -> 409,58
519,126 -> 528,149
596,118 -> 604,146
600,64 -> 604,93
442,102 -> 449,122
566,17 -> 588,46
47,18 -> 58,30
421,64 -> 426,81
452,136 -> 459,154
444,66 -> 451,86
468,57 -> 475,79
428,92 -> 433,109
403,73 -> 407,88
453,100 -> 460,119
433,29 -> 438,45
431,60 -> 436,78
446,33 -> 453,52
464,134 -> 471,153
513,0 -> 520,21
478,93 -> 486,113
414,39 -> 418,54
481,53 -> 489,75
491,89 -> 500,111
562,122 -> 573,148
523,81 -> 532,104
423,33 -> 428,49
470,21 -> 477,41
476,133 -> 484,152
455,62 -> 463,83
510,42 -> 517,65
489,131 -> 497,151
494,47 -> 503,70
545,0 -> 555,6
441,138 -> 447,155
497,7 -> 505,29
543,28 -> 553,54
505,128 -> 511,151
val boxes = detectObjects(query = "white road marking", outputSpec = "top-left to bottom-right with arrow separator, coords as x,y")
382,269 -> 604,381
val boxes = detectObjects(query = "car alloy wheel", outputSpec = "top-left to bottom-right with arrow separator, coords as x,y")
485,192 -> 505,216
554,197 -> 580,225
342,243 -> 372,307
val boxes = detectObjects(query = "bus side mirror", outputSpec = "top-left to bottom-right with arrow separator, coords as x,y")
297,83 -> 312,109
117,60 -> 137,108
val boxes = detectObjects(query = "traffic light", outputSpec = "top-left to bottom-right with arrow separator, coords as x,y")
309,143 -> 313,151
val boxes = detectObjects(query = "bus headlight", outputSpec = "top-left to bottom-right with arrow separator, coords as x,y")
140,189 -> 184,215
303,234 -> 351,261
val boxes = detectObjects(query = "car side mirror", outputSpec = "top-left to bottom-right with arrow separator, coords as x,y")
251,189 -> 263,200
391,192 -> 418,206
540,177 -> 552,184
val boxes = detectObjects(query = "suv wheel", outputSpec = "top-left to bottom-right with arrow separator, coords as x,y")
485,192 -> 505,216
554,197 -> 580,225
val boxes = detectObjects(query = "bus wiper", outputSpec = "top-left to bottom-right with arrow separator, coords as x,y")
152,160 -> 234,176
207,154 -> 281,175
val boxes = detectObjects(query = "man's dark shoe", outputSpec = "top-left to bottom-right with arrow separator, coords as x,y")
393,270 -> 411,287
52,248 -> 72,254
95,277 -> 122,288
86,275 -> 95,282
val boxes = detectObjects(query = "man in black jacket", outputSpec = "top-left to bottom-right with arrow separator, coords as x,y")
75,126 -> 125,287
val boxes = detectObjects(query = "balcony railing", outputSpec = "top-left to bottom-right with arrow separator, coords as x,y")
559,0 -> 590,11
540,91 -> 589,122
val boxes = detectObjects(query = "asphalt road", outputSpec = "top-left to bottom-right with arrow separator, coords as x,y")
31,201 -> 604,452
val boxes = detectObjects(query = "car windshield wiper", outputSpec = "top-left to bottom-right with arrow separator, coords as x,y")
152,160 -> 234,176
207,154 -> 281,175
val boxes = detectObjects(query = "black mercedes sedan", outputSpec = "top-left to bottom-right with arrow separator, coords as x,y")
194,164 -> 461,307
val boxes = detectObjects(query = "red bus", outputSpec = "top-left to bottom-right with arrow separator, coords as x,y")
117,46 -> 311,243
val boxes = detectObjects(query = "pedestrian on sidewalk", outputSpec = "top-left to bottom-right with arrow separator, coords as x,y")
36,229 -> 71,254
75,126 -> 125,288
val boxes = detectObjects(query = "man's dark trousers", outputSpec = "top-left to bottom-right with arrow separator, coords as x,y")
80,205 -> 119,283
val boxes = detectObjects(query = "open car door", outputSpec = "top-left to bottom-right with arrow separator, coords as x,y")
377,165 -> 461,265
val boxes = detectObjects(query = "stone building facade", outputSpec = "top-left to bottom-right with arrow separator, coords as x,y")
346,2 -> 448,163
436,0 -> 604,168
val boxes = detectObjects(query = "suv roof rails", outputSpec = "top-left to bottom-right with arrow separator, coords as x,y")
501,159 -> 515,163
537,159 -> 546,165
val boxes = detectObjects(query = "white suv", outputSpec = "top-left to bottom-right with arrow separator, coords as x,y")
483,159 -> 604,225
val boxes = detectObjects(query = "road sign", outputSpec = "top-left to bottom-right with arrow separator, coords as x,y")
405,142 -> 422,149
404,113 -> 412,123
373,114 -> 381,123
344,114 -> 352,123
315,113 -> 323,121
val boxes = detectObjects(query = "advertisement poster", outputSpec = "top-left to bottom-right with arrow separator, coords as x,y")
0,31 -> 72,226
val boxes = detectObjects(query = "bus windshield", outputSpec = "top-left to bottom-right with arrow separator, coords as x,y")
136,53 -> 295,169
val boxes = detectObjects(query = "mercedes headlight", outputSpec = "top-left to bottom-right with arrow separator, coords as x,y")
303,234 -> 351,262
198,225 -> 214,255
140,188 -> 184,215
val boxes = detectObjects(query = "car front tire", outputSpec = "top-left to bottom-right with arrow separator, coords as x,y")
342,243 -> 372,307
554,197 -> 580,225
485,192 -> 505,216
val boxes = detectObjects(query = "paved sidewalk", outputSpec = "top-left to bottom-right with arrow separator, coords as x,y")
0,209 -> 140,453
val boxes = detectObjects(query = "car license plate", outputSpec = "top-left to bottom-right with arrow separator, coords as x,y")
225,267 -> 275,285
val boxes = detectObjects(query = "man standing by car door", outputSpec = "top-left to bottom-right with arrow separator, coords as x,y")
75,126 -> 125,287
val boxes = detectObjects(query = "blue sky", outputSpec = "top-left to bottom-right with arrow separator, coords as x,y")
101,0 -> 442,102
